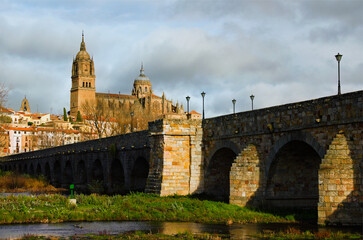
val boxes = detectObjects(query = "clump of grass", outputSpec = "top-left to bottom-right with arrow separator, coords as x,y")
18,231 -> 228,239
0,171 -> 61,193
253,227 -> 362,239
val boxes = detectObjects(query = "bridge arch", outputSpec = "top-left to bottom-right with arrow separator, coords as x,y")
265,134 -> 323,209
204,143 -> 238,202
53,160 -> 62,186
206,141 -> 240,168
265,132 -> 325,178
63,161 -> 73,185
29,163 -> 34,175
36,163 -> 42,176
91,159 -> 104,182
110,158 -> 125,193
130,156 -> 149,192
76,160 -> 87,185
44,162 -> 51,181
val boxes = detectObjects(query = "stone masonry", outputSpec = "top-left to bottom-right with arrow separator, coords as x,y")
1,90 -> 362,226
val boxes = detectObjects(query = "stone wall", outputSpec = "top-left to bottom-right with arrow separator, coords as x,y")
146,118 -> 203,195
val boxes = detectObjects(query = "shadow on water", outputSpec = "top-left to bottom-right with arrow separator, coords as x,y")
0,221 -> 361,239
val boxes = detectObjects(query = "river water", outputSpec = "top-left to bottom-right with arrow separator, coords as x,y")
0,221 -> 362,239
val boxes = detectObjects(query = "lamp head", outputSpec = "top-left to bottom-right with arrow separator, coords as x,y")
232,99 -> 236,104
201,92 -> 206,98
186,96 -> 190,101
250,94 -> 255,101
335,53 -> 342,62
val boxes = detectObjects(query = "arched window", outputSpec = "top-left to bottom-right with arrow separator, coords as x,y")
83,82 -> 85,87
86,82 -> 88,87
145,87 -> 147,92
89,82 -> 91,88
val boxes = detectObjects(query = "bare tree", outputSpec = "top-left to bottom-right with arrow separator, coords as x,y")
0,83 -> 9,155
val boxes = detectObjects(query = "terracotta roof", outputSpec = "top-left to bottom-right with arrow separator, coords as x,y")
96,93 -> 137,99
0,107 -> 13,114
189,110 -> 201,115
4,126 -> 80,134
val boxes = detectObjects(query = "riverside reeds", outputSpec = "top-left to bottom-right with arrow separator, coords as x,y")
0,170 -> 61,193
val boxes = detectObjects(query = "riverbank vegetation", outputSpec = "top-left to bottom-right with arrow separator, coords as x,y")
21,231 -> 227,240
0,192 -> 295,225
253,226 -> 362,239
18,229 -> 363,240
0,170 -> 63,193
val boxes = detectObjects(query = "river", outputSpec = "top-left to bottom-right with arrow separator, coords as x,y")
0,221 -> 362,239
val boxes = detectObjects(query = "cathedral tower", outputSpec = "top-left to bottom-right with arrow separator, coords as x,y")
70,33 -> 96,116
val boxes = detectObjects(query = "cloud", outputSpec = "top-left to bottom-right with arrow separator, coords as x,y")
0,0 -> 362,117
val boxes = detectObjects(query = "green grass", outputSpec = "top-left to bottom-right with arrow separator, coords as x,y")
253,226 -> 362,239
0,192 -> 294,224
20,231 -> 228,239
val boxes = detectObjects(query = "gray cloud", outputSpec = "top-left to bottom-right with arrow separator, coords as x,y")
0,0 -> 362,117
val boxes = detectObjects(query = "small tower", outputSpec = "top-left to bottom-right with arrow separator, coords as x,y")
20,97 -> 31,113
70,32 -> 96,116
132,64 -> 152,99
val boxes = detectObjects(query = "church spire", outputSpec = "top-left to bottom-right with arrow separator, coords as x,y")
140,62 -> 145,76
80,31 -> 86,51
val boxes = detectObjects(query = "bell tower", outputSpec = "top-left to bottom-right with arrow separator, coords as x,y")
70,32 -> 96,116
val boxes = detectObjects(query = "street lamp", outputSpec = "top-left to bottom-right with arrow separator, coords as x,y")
250,95 -> 255,110
335,53 -> 342,95
232,99 -> 236,114
201,92 -> 206,119
130,111 -> 134,133
186,96 -> 190,114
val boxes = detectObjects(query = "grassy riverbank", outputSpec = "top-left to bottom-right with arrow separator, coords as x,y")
0,192 -> 295,224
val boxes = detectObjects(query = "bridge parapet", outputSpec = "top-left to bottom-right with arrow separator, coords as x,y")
203,90 -> 362,139
0,130 -> 149,162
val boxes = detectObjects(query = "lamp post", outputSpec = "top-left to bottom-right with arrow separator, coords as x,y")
186,96 -> 190,114
232,99 -> 236,114
201,92 -> 206,119
250,94 -> 255,110
130,111 -> 134,133
335,53 -> 342,95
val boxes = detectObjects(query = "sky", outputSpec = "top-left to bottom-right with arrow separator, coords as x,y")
0,0 -> 362,117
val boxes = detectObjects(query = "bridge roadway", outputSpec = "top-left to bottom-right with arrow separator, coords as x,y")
1,90 -> 362,226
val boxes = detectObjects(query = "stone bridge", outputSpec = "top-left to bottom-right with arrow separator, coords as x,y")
1,90 -> 362,226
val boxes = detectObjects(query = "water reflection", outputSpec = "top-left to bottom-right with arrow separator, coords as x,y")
0,221 -> 361,239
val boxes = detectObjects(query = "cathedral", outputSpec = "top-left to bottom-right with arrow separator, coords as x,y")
70,34 -> 183,125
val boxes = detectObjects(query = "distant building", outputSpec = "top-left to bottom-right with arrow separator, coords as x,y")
70,33 -> 184,129
19,97 -> 30,113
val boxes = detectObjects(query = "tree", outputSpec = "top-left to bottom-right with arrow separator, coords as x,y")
81,97 -> 162,138
0,83 -> 9,155
63,108 -> 68,121
76,111 -> 82,122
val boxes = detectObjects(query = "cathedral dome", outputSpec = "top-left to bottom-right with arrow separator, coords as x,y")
134,64 -> 151,84
132,64 -> 152,97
